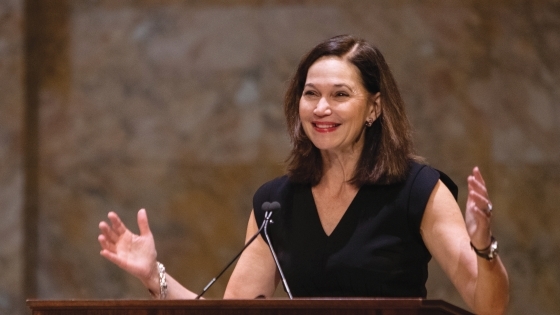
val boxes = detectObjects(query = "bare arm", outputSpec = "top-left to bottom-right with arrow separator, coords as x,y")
420,168 -> 509,315
224,210 -> 280,298
99,209 -> 279,299
98,209 -> 198,299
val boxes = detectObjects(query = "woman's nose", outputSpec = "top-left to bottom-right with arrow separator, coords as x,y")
313,97 -> 331,116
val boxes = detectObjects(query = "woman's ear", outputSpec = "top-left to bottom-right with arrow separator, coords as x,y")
369,92 -> 382,121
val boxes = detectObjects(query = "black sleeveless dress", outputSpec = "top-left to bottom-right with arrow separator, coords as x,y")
252,162 -> 458,298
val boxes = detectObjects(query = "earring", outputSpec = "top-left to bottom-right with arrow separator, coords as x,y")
365,118 -> 374,127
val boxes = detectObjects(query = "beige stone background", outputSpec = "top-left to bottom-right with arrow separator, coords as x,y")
1,0 -> 559,314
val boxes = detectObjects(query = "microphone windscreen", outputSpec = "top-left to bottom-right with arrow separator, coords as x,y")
269,201 -> 281,212
261,201 -> 271,211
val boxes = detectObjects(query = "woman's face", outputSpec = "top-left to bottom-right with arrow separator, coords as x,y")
299,56 -> 379,155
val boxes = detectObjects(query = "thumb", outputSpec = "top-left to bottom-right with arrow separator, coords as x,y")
137,208 -> 152,236
100,249 -> 126,269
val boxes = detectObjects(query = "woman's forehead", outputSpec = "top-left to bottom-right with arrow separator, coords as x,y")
305,56 -> 363,89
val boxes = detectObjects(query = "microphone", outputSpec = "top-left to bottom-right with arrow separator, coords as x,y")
195,202 -> 275,299
264,201 -> 281,212
262,202 -> 293,299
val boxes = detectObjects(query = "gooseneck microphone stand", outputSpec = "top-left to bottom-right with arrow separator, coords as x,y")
195,202 -> 281,299
263,202 -> 293,299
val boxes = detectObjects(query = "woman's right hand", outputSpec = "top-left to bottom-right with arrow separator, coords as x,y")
98,209 -> 159,287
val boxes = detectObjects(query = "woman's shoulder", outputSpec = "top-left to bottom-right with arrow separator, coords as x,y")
252,175 -> 293,211
254,175 -> 290,197
252,175 -> 296,229
407,161 -> 458,200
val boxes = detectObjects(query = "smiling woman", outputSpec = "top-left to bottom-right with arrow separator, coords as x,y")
299,56 -> 378,156
284,37 -> 419,187
98,35 -> 509,315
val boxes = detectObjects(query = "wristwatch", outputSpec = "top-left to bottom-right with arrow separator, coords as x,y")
470,236 -> 499,261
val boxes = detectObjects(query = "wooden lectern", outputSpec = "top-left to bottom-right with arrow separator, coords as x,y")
27,298 -> 474,315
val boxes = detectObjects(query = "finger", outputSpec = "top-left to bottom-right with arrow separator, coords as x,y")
99,221 -> 120,243
137,209 -> 152,236
468,171 -> 492,215
468,190 -> 492,217
473,204 -> 492,219
468,173 -> 486,190
107,211 -> 128,236
98,234 -> 116,253
472,166 -> 486,186
100,248 -> 125,268
468,189 -> 489,208
468,175 -> 488,197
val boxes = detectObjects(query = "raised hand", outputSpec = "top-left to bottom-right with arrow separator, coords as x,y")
98,209 -> 158,285
465,167 -> 493,249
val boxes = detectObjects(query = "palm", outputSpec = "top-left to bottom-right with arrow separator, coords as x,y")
465,167 -> 492,249
466,194 -> 483,236
98,209 -> 157,282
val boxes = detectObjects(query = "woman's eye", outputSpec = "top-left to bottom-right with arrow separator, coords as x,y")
334,92 -> 349,97
303,90 -> 318,96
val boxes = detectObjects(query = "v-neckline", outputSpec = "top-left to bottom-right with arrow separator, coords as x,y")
307,185 -> 363,239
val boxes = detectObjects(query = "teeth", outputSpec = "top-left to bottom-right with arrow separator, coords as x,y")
315,123 -> 338,128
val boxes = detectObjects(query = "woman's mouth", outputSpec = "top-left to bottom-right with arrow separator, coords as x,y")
312,122 -> 340,132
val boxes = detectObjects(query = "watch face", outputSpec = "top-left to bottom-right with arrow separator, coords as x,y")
489,239 -> 499,259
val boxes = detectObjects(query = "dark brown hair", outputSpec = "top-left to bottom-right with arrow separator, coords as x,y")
285,34 -> 421,186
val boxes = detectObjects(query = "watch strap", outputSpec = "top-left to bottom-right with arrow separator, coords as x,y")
470,236 -> 499,261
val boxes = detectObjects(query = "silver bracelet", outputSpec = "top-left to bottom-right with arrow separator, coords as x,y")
149,261 -> 167,299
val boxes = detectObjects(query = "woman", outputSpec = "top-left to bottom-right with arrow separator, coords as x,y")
98,35 -> 509,314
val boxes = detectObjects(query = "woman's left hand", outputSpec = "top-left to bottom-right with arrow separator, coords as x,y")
465,167 -> 493,250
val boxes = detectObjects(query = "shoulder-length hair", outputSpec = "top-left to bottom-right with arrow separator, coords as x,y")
284,34 -> 421,186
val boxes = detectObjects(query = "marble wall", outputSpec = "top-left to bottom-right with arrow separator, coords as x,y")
0,0 -> 23,314
1,1 -> 559,314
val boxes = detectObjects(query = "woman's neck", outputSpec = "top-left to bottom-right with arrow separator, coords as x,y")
318,147 -> 361,190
